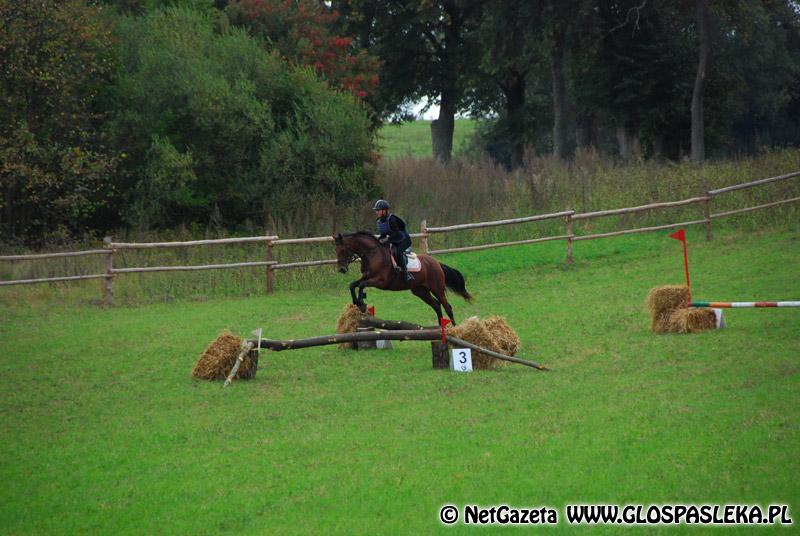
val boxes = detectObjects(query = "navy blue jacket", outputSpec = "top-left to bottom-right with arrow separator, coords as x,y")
377,213 -> 410,244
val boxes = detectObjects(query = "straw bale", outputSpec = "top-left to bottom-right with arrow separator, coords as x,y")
481,316 -> 521,356
651,311 -> 674,333
335,303 -> 367,348
192,331 -> 258,380
646,285 -> 690,316
447,316 -> 520,370
667,308 -> 717,333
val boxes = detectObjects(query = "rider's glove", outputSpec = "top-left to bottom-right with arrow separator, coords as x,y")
379,237 -> 389,244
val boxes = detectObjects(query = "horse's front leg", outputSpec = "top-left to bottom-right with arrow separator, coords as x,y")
349,278 -> 364,305
352,275 -> 391,312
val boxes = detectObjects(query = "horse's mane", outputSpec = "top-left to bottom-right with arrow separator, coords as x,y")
343,230 -> 380,243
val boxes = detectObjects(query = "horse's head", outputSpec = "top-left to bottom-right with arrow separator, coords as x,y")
333,233 -> 356,274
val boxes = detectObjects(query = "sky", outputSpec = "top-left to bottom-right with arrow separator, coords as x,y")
412,98 -> 440,120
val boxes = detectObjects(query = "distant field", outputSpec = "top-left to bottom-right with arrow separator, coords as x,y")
1,228 -> 798,533
378,119 -> 477,159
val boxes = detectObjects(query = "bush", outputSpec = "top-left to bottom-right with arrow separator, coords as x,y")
0,0 -> 118,245
107,7 -> 378,230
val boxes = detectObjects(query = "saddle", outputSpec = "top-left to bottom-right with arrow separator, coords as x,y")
389,249 -> 421,272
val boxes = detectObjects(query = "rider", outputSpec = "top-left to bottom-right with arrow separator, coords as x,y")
373,199 -> 413,282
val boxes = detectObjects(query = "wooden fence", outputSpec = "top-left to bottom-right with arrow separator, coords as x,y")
1,170 -> 798,304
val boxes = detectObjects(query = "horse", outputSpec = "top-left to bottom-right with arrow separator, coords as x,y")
333,231 -> 472,325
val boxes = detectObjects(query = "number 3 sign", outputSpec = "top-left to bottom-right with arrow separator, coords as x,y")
450,348 -> 472,372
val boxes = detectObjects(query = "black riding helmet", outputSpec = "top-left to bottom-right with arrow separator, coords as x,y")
372,199 -> 390,211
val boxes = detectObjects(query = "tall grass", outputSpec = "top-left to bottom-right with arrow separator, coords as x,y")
1,148 -> 798,305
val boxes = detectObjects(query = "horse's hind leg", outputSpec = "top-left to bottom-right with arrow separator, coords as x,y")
411,288 -> 443,322
430,287 -> 457,325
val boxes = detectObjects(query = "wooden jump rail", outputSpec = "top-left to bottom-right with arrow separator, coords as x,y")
247,329 -> 548,371
2,171 -> 797,301
690,301 -> 800,308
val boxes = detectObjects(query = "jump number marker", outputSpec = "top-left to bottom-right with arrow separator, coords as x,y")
450,348 -> 472,372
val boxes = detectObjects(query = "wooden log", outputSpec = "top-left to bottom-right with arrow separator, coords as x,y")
112,261 -> 277,274
0,274 -> 108,286
254,329 -> 442,350
572,197 -> 709,220
103,236 -> 114,306
272,259 -> 337,270
710,196 -> 800,219
426,210 -> 574,233
429,234 -> 570,255
357,317 -> 435,331
271,236 -> 334,245
431,341 -> 449,369
266,239 -> 275,293
572,219 -> 708,241
248,329 -> 548,370
707,170 -> 800,195
109,235 -> 279,249
447,336 -> 548,370
223,341 -> 255,388
565,212 -> 574,265
0,249 -> 108,261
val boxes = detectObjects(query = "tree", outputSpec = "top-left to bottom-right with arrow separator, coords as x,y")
225,0 -> 380,100
576,1 -> 694,160
691,0 -> 710,163
0,0 -> 118,244
106,7 -> 377,230
334,0 -> 483,163
461,1 -> 553,168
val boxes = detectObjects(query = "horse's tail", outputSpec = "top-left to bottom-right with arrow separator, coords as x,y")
441,263 -> 473,302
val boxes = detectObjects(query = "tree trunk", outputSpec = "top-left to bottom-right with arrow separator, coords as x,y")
502,72 -> 526,169
691,0 -> 710,164
575,114 -> 596,149
431,93 -> 456,164
616,125 -> 640,161
551,27 -> 571,160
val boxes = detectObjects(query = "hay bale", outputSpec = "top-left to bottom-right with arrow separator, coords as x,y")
192,331 -> 258,380
447,316 -> 520,370
651,311 -> 674,334
665,308 -> 717,333
646,285 -> 690,317
481,316 -> 521,356
647,285 -> 716,334
335,303 -> 367,348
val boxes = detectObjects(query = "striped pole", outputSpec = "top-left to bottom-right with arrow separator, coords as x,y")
690,301 -> 800,308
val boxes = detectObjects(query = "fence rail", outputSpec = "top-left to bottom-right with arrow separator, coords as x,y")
2,170 -> 798,304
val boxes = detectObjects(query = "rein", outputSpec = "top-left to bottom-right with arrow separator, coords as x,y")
342,236 -> 385,266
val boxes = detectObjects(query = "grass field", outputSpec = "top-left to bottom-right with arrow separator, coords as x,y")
1,227 -> 799,533
378,119 -> 477,159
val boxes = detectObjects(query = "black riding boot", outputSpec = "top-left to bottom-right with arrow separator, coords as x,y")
399,252 -> 413,281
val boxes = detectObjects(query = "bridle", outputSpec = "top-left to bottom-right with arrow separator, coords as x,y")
338,236 -> 384,268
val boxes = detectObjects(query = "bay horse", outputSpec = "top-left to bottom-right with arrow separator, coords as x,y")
333,231 -> 472,325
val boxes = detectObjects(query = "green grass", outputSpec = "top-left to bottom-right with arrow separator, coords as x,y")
1,228 -> 799,533
378,119 -> 477,159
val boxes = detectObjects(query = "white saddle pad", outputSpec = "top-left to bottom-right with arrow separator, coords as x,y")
390,251 -> 421,272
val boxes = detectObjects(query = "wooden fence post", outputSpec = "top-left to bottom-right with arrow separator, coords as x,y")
565,212 -> 574,265
266,237 -> 275,293
704,188 -> 712,241
420,219 -> 429,254
103,236 -> 114,306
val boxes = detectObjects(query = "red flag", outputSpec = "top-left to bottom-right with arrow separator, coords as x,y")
439,318 -> 451,344
668,228 -> 691,302
368,306 -> 375,317
669,229 -> 686,242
